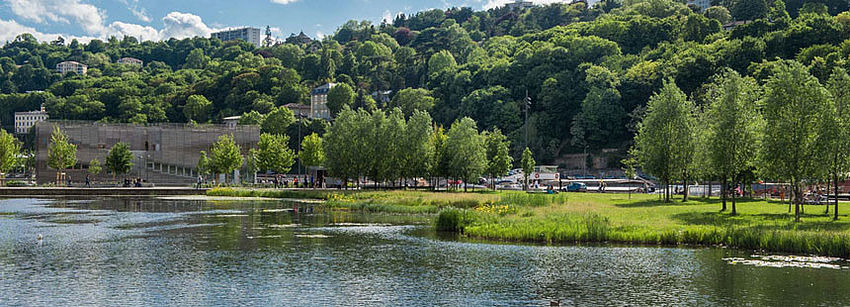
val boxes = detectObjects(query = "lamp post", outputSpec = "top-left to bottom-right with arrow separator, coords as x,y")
297,112 -> 303,176
524,90 -> 531,150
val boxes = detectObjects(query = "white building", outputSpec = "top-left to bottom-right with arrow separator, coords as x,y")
56,61 -> 87,76
211,27 -> 262,47
117,57 -> 143,67
15,106 -> 48,134
687,0 -> 711,10
505,1 -> 536,10
310,83 -> 336,120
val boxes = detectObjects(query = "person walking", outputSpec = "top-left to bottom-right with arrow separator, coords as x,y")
85,175 -> 91,188
196,175 -> 203,189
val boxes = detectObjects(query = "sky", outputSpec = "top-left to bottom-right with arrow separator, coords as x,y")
0,0 -> 569,43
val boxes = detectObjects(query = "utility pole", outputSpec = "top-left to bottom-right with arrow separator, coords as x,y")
524,90 -> 531,149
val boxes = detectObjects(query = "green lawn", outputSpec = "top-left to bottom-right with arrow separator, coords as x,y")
208,188 -> 850,256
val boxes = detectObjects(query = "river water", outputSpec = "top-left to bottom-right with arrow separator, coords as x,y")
1,197 -> 849,306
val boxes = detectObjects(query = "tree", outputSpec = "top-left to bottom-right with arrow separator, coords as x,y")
197,151 -> 211,180
88,158 -> 102,176
621,150 -> 638,199
300,133 -> 325,170
326,83 -> 355,117
402,110 -> 434,184
428,50 -> 457,77
209,134 -> 244,184
732,0 -> 768,21
430,125 -> 449,190
485,128 -> 512,190
704,69 -> 762,215
0,129 -> 20,174
184,94 -> 211,123
633,80 -> 696,202
105,142 -> 133,179
47,127 -> 77,185
256,133 -> 295,174
445,117 -> 486,192
245,148 -> 258,184
821,67 -> 850,220
260,106 -> 295,135
324,108 -> 361,188
704,6 -> 732,24
521,147 -> 535,191
389,88 -> 436,117
760,61 -> 830,222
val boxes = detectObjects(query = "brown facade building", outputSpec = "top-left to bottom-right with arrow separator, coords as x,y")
35,121 -> 259,185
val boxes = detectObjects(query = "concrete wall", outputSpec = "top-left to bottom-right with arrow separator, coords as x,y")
35,121 -> 259,185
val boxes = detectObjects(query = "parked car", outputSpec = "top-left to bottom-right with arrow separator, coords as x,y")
564,182 -> 587,192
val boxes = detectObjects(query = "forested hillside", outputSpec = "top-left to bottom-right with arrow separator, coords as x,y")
0,0 -> 847,164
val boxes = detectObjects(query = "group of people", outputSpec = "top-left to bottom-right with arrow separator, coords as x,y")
270,175 -> 317,189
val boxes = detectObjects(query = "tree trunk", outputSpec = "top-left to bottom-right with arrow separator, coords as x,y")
721,178 -> 727,212
682,172 -> 689,202
794,183 -> 801,222
731,179 -> 737,216
835,173 -> 840,221
826,175 -> 831,215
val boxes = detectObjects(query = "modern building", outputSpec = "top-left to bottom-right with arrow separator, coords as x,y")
56,61 -> 87,76
283,103 -> 311,117
687,0 -> 711,10
211,27 -> 262,47
505,1 -> 536,10
14,105 -> 48,134
117,57 -> 143,67
310,83 -> 336,120
34,121 -> 259,185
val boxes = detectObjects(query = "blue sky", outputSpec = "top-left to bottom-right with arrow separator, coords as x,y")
0,0 -> 566,43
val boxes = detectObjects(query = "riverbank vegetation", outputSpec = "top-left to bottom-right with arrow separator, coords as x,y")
442,193 -> 850,257
209,187 -> 850,256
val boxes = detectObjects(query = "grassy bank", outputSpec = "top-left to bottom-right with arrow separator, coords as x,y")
441,193 -> 850,258
208,188 -> 850,257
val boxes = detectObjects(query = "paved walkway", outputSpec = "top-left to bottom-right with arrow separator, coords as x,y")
0,187 -> 208,196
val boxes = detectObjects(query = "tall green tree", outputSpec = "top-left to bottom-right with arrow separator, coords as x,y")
821,67 -> 850,220
704,69 -> 763,215
521,147 -> 535,191
389,88 -> 436,117
430,125 -> 449,190
209,134 -> 244,184
47,127 -> 77,184
326,83 -> 355,117
485,128 -> 512,190
256,133 -> 295,174
403,110 -> 434,183
300,133 -> 325,170
633,80 -> 696,202
88,158 -> 102,176
105,142 -> 134,179
197,151 -> 210,180
445,117 -> 486,192
260,106 -> 295,135
0,129 -> 20,175
324,108 -> 361,188
184,94 -> 211,123
760,61 -> 830,221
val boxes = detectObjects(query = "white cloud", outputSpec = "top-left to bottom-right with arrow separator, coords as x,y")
107,21 -> 159,41
0,18 -> 96,43
159,11 -> 213,39
270,0 -> 299,4
482,0 -> 568,10
6,0 -> 106,35
121,0 -> 151,23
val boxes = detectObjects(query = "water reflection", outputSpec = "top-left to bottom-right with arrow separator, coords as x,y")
0,197 -> 849,306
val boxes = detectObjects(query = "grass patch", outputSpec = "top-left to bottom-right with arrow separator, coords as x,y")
209,188 -> 850,257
